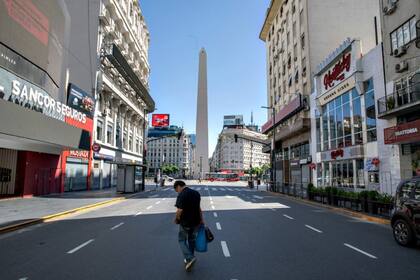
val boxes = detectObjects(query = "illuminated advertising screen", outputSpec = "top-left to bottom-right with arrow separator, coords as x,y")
67,84 -> 95,119
152,114 -> 170,127
0,0 -> 68,87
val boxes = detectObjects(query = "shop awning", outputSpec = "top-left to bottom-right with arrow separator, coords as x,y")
105,44 -> 155,112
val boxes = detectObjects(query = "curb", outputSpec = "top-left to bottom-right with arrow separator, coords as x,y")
0,193 -> 139,234
270,192 -> 390,225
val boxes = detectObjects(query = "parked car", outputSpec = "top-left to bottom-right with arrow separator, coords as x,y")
391,177 -> 420,246
162,175 -> 174,182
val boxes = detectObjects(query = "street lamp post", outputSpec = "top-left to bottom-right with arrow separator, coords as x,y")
262,106 -> 276,192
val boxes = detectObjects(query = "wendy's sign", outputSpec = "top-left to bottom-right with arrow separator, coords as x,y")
323,53 -> 351,91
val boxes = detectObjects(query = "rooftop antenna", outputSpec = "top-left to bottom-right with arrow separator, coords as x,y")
251,111 -> 254,125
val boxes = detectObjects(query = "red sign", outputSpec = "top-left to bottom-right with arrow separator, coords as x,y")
92,143 -> 101,153
69,150 -> 89,159
384,119 -> 420,144
261,96 -> 302,134
323,53 -> 351,90
4,0 -> 50,46
152,114 -> 170,127
331,149 -> 344,160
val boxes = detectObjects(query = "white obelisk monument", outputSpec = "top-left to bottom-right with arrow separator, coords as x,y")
195,48 -> 209,179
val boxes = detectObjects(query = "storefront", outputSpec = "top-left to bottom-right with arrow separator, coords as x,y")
384,119 -> 420,177
261,94 -> 310,191
311,39 -> 385,191
0,40 -> 91,197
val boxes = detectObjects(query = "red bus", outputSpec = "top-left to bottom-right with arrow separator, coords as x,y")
205,172 -> 240,182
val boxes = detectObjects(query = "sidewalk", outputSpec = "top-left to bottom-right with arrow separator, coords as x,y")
0,183 -> 157,233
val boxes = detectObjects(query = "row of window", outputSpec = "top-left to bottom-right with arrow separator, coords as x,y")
96,119 -> 142,153
315,79 -> 376,152
390,17 -> 417,52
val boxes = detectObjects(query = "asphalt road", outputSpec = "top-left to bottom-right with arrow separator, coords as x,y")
0,183 -> 419,280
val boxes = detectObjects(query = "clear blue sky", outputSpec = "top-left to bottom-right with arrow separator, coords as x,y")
141,0 -> 270,155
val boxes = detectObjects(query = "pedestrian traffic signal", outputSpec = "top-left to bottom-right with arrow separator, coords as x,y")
234,134 -> 238,143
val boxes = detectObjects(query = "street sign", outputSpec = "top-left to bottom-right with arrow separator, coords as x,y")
92,143 -> 101,152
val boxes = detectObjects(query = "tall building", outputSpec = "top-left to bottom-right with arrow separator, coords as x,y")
146,126 -> 190,177
195,48 -> 209,178
92,0 -> 154,191
260,0 -> 380,190
377,0 -> 420,188
210,127 -> 270,172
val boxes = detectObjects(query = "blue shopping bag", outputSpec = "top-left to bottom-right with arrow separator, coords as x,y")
195,224 -> 208,252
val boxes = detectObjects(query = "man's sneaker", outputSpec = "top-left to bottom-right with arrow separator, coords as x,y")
185,257 -> 196,271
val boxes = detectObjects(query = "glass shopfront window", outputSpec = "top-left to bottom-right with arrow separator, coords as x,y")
364,78 -> 377,142
317,87 -> 376,151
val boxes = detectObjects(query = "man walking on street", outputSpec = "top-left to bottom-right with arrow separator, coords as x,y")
173,180 -> 203,271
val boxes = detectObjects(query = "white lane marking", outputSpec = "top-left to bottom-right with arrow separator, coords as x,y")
134,211 -> 143,216
111,222 -> 124,230
216,222 -> 222,230
213,212 -> 218,217
146,205 -> 153,210
196,187 -> 201,191
253,195 -> 263,199
211,205 -> 215,210
344,243 -> 378,259
212,188 -> 217,191
67,239 -> 94,254
149,194 -> 158,198
162,198 -> 166,201
155,201 -> 161,204
221,241 -> 231,257
220,188 -> 226,191
283,214 -> 294,220
305,225 -> 323,233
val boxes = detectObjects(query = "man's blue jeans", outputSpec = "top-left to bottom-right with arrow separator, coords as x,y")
178,225 -> 198,261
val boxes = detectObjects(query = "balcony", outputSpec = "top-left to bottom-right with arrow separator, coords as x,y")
377,79 -> 420,118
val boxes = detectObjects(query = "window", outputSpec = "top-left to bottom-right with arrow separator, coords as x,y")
129,134 -> 133,151
96,120 -> 103,141
123,132 -> 127,149
301,33 -> 305,49
390,17 -> 417,52
107,124 -> 113,145
352,91 -> 363,145
400,181 -> 415,199
364,79 -> 377,142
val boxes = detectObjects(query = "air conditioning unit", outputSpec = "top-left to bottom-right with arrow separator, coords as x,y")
393,46 -> 407,57
395,61 -> 408,73
383,2 -> 397,15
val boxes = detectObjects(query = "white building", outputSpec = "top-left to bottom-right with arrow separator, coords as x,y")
310,39 -> 398,194
210,128 -> 270,172
260,0 -> 381,190
92,0 -> 155,191
146,127 -> 191,178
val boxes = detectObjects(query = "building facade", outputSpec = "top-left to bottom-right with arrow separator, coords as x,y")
260,0 -> 380,191
210,127 -> 270,172
0,1 -> 96,197
377,0 -> 420,191
146,126 -> 190,178
310,39 -> 398,193
92,0 -> 154,192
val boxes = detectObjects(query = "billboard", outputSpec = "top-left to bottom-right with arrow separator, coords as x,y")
67,83 -> 95,119
224,115 -> 243,127
152,114 -> 170,127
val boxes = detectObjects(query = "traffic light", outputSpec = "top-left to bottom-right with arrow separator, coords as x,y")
234,134 -> 238,143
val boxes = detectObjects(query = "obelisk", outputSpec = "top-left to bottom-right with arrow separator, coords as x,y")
195,48 -> 209,179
